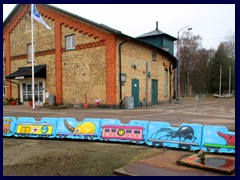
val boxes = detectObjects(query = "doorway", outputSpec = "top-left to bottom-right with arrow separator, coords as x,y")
152,79 -> 158,105
132,79 -> 139,108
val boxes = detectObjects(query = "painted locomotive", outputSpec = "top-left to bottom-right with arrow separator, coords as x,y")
3,117 -> 235,154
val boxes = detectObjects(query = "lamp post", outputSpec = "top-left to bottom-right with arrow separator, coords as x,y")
176,25 -> 192,101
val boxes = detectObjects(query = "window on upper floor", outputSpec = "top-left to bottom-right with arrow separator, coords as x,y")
152,52 -> 156,61
66,34 -> 76,50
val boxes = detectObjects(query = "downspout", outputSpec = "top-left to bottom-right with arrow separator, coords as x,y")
118,40 -> 128,109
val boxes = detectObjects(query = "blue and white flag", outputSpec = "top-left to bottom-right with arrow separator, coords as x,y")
31,4 -> 51,30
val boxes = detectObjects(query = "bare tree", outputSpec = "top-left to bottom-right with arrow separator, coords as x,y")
178,31 -> 202,96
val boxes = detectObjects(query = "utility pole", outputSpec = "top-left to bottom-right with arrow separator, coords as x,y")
176,25 -> 192,101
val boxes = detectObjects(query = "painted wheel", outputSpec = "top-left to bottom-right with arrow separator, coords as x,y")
186,145 -> 191,151
214,148 -> 219,153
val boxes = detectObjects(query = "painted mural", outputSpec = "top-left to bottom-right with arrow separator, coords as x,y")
100,119 -> 149,144
56,118 -> 101,140
146,122 -> 203,151
201,126 -> 235,153
14,117 -> 58,138
3,116 -> 235,154
3,117 -> 17,137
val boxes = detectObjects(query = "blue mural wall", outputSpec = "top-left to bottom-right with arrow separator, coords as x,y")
14,117 -> 58,138
146,122 -> 202,151
201,126 -> 235,153
3,116 -> 17,137
2,116 -> 235,154
100,119 -> 149,144
56,118 -> 102,140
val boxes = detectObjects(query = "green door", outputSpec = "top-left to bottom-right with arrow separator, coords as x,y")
152,79 -> 158,105
132,79 -> 139,108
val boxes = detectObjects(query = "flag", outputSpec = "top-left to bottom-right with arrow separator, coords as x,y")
31,4 -> 51,30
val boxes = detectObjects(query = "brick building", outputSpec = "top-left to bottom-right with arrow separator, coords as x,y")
3,4 -> 177,108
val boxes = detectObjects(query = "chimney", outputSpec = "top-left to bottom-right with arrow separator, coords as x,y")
156,21 -> 158,30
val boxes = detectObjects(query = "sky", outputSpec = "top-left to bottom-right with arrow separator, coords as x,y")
3,4 -> 235,50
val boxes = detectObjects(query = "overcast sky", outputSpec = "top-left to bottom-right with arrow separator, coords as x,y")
3,4 -> 235,50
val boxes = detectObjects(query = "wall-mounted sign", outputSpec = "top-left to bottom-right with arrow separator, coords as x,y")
15,76 -> 24,80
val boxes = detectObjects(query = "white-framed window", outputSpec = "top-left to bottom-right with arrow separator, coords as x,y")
152,52 -> 156,61
66,34 -> 76,50
21,80 -> 45,104
27,44 -> 34,63
164,70 -> 168,96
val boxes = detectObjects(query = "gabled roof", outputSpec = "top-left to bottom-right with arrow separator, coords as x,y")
3,4 -> 122,35
3,4 -> 177,69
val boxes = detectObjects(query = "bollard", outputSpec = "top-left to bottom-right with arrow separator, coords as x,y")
197,150 -> 205,164
195,95 -> 198,101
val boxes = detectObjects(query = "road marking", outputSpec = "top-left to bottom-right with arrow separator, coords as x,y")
122,101 -> 234,119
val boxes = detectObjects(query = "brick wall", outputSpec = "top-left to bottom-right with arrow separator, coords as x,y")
3,4 -> 115,105
4,9 -> 56,100
4,4 -> 174,106
116,39 -> 173,105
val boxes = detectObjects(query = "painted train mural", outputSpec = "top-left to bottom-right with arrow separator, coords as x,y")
3,117 -> 235,154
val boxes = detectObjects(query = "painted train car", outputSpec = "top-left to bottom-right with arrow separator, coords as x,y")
101,125 -> 144,142
201,126 -> 235,153
14,117 -> 58,138
146,122 -> 203,151
55,118 -> 101,140
15,122 -> 54,137
2,116 -> 235,154
100,119 -> 149,144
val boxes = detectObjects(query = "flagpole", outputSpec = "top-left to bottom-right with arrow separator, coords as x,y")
31,14 -> 35,110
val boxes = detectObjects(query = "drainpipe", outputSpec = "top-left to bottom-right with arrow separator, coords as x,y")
118,40 -> 128,109
146,62 -> 148,106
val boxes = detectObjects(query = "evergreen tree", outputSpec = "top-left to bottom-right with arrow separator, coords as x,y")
207,43 -> 234,94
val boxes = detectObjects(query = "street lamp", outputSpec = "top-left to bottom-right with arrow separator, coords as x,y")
176,25 -> 192,101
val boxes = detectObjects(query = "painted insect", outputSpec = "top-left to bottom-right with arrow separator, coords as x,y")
151,126 -> 197,142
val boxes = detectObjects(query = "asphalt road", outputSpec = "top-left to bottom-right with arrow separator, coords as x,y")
3,97 -> 235,131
